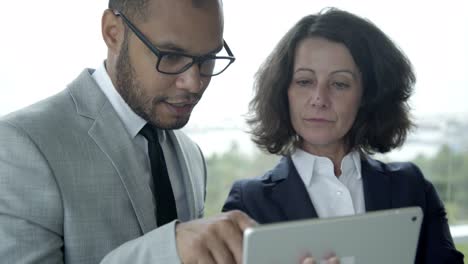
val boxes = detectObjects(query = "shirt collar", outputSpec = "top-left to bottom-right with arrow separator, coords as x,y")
291,148 -> 317,187
343,150 -> 362,179
291,148 -> 362,186
92,61 -> 166,142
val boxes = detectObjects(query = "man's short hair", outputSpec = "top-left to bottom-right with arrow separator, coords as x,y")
108,0 -> 150,21
108,0 -> 222,21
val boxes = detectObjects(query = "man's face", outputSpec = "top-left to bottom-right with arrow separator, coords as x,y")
115,0 -> 224,129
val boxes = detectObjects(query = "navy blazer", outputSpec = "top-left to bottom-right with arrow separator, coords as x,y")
223,156 -> 464,264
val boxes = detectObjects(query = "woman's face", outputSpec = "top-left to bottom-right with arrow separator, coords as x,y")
288,37 -> 363,155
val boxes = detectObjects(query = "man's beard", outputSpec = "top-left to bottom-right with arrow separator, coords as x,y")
114,36 -> 191,130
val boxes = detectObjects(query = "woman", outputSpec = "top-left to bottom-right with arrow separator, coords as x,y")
222,8 -> 464,263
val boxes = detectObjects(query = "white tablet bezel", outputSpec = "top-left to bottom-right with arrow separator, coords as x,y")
243,207 -> 423,264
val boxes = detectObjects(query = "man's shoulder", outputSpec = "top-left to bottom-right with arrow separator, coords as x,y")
1,88 -> 73,129
0,69 -> 101,133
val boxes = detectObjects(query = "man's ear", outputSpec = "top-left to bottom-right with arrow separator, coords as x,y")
101,9 -> 125,55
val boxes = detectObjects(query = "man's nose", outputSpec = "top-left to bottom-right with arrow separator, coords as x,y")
175,64 -> 206,93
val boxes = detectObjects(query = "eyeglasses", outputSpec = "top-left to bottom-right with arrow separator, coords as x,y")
113,10 -> 235,77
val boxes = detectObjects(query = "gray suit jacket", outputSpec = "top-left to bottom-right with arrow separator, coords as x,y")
0,69 -> 207,263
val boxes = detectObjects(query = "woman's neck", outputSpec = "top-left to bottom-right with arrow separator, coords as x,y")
300,142 -> 349,177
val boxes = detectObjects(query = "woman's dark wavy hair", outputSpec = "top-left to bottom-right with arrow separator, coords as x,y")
247,8 -> 415,156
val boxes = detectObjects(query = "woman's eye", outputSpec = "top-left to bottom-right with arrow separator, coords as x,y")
332,81 -> 350,89
296,79 -> 313,86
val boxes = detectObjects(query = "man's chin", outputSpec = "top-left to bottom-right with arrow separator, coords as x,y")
150,117 -> 190,130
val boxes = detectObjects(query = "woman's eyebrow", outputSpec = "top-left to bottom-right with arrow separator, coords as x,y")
330,69 -> 359,79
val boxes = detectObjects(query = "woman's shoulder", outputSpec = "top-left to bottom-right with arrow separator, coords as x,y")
231,156 -> 291,189
363,156 -> 426,183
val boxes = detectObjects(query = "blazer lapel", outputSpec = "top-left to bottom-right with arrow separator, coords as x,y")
361,157 -> 392,212
166,131 -> 199,220
266,155 -> 394,219
70,70 -> 157,234
268,157 -> 318,220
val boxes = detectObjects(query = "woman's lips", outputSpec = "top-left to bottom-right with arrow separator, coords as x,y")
305,117 -> 333,122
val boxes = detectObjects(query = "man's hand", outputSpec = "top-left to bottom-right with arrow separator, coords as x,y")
175,210 -> 256,264
302,255 -> 340,264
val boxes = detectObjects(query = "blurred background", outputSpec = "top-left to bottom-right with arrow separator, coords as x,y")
1,0 -> 467,254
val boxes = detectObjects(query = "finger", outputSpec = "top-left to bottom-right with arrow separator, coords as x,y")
302,257 -> 316,264
196,251 -> 216,264
208,211 -> 256,264
227,210 -> 257,231
215,218 -> 244,264
327,256 -> 340,264
206,232 -> 236,264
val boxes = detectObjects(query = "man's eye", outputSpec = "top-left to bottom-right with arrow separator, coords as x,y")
164,54 -> 184,62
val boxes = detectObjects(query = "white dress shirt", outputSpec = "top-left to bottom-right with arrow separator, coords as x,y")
92,62 -> 190,221
291,148 -> 366,218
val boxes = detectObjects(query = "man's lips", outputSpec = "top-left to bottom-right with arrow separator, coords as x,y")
163,101 -> 196,115
165,101 -> 197,107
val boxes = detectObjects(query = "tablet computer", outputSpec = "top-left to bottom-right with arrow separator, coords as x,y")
243,207 -> 423,264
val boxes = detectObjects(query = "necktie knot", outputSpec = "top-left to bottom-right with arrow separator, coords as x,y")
139,123 -> 158,143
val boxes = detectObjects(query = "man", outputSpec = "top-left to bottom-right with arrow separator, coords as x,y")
0,0 -> 254,263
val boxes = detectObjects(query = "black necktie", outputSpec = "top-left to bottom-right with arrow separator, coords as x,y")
139,124 -> 178,226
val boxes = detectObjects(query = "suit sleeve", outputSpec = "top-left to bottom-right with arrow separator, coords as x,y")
0,121 -> 64,263
414,164 -> 465,263
100,221 -> 182,263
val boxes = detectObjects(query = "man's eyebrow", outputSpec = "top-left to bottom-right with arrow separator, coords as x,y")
155,41 -> 187,53
155,41 -> 223,55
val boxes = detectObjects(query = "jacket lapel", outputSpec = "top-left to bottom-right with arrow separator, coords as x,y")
361,157 -> 392,212
70,69 -> 157,234
268,157 -> 318,220
266,155 -> 393,219
166,131 -> 199,220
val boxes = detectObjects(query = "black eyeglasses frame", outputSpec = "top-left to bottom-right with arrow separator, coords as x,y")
113,10 -> 236,77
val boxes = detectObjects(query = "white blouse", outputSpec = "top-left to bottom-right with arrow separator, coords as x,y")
291,149 -> 366,218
